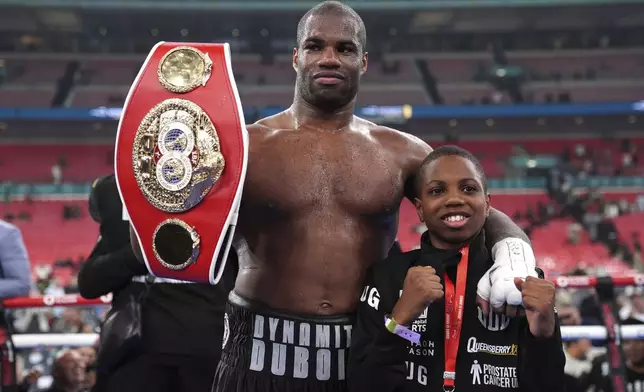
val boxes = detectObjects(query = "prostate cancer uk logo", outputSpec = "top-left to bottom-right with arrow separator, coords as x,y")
470,360 -> 518,388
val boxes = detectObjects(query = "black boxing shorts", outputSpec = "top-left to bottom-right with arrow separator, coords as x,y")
213,292 -> 353,392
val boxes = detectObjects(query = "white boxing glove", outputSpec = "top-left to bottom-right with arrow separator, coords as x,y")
477,238 -> 537,311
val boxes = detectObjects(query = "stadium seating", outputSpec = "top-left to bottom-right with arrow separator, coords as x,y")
3,47 -> 642,108
0,145 -> 113,182
2,138 -> 641,182
1,201 -> 97,265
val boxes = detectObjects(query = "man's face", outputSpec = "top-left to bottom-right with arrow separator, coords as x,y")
293,12 -> 367,111
414,155 -> 489,249
59,351 -> 85,386
624,339 -> 644,367
77,347 -> 96,366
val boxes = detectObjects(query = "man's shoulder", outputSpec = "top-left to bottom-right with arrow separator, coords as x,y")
362,122 -> 432,160
252,110 -> 291,132
0,220 -> 18,234
0,220 -> 20,243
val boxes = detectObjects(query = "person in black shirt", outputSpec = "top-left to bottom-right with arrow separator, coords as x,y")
79,174 -> 237,392
584,317 -> 644,392
348,146 -> 565,392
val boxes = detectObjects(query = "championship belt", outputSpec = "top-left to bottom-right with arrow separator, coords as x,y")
115,42 -> 248,284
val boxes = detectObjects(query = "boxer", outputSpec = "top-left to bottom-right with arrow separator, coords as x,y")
130,2 -> 537,391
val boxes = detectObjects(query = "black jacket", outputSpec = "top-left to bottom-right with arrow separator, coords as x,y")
78,174 -> 237,359
348,231 -> 565,392
582,354 -> 644,392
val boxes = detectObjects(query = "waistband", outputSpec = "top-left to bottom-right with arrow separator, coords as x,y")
228,291 -> 353,324
221,292 -> 354,381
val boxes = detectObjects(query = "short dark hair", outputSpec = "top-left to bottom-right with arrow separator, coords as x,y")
296,1 -> 367,53
415,145 -> 488,196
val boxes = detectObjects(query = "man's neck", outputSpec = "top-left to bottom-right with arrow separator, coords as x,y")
290,96 -> 355,131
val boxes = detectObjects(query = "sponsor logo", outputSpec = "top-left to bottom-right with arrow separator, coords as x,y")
555,275 -> 591,288
42,295 -> 79,307
471,361 -> 518,388
466,337 -> 518,356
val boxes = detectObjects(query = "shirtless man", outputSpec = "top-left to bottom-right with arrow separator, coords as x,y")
208,3 -> 537,392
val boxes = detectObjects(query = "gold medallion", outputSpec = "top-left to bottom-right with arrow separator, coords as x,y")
152,219 -> 200,270
132,98 -> 225,213
157,46 -> 212,93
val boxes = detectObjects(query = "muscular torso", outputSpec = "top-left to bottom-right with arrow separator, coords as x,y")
234,111 -> 430,315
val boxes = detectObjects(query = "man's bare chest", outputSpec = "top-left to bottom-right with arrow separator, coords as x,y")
242,134 -> 406,214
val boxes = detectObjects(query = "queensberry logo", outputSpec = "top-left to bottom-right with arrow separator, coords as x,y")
466,337 -> 517,356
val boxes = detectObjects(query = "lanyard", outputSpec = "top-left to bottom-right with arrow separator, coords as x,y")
443,246 -> 470,392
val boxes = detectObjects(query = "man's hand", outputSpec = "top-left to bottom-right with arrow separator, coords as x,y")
514,276 -> 557,338
22,368 -> 42,386
477,238 -> 537,318
391,266 -> 444,326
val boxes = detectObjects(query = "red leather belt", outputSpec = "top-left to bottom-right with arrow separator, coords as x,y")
115,42 -> 248,284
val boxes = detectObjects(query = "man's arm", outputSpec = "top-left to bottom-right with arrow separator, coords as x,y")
484,208 -> 530,245
518,318 -> 566,392
79,176 -> 148,299
78,234 -> 147,299
0,225 -> 32,298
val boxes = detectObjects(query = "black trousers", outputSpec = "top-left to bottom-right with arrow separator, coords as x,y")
97,353 -> 217,392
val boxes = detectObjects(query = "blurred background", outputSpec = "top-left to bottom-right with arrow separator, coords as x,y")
0,0 -> 643,390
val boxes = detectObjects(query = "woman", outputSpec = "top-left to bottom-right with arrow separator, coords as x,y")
348,146 -> 565,392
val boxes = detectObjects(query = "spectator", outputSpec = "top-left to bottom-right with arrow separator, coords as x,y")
51,164 -> 62,186
0,220 -> 32,299
44,350 -> 85,392
77,347 -> 97,391
586,318 -> 644,391
620,288 -> 644,323
51,309 -> 91,334
18,368 -> 42,392
13,289 -> 52,334
563,339 -> 593,392
79,174 -> 236,392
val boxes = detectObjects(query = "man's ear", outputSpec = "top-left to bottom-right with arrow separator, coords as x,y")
292,47 -> 298,72
361,51 -> 368,74
485,193 -> 491,217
